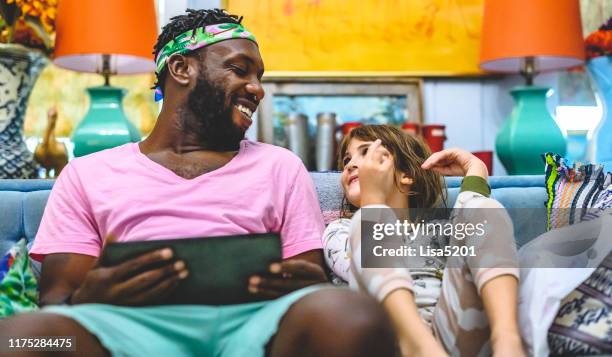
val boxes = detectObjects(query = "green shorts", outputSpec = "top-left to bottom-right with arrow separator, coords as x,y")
43,285 -> 330,357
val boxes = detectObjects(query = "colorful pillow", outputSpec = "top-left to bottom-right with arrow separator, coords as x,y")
0,239 -> 39,318
543,153 -> 611,231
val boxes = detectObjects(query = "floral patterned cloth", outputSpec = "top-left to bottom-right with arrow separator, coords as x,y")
0,239 -> 39,318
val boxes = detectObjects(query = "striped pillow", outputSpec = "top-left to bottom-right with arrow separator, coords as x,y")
543,153 -> 610,231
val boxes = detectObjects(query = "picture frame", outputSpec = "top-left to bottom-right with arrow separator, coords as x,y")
258,76 -> 424,144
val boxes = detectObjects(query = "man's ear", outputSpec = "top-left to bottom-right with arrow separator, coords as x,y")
166,54 -> 193,87
399,173 -> 413,186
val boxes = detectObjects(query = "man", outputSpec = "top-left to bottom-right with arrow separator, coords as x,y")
0,8 -> 395,357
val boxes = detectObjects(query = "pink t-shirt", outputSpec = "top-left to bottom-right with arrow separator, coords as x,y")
30,140 -> 324,261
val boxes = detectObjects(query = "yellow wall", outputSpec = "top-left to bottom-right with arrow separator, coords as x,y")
227,0 -> 484,75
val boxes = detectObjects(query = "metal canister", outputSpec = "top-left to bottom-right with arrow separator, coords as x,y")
316,112 -> 336,171
284,112 -> 309,165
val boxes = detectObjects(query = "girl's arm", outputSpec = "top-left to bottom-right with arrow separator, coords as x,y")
347,209 -> 447,357
321,219 -> 352,282
424,149 -> 523,356
481,276 -> 524,357
351,140 -> 448,355
385,289 -> 448,357
421,148 -> 489,180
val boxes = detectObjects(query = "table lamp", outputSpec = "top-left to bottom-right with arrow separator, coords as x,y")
479,0 -> 585,174
53,0 -> 157,157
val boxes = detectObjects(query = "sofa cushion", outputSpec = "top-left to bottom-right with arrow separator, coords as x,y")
0,175 -> 546,256
0,192 -> 24,255
0,180 -> 53,256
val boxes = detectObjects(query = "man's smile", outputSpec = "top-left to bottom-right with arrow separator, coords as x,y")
235,104 -> 253,118
232,97 -> 258,130
234,96 -> 258,118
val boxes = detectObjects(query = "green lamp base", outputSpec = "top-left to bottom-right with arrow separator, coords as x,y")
496,86 -> 566,175
72,86 -> 141,158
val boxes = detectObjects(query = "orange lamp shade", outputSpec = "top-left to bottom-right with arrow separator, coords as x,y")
53,0 -> 158,74
479,0 -> 585,72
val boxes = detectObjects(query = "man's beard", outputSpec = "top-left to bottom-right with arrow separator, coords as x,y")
181,74 -> 245,151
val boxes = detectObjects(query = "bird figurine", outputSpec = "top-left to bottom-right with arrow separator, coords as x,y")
34,106 -> 68,178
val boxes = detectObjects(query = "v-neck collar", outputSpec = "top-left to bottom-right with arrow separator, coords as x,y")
133,140 -> 247,182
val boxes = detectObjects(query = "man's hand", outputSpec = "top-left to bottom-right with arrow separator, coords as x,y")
248,260 -> 328,299
421,148 -> 488,179
71,247 -> 189,306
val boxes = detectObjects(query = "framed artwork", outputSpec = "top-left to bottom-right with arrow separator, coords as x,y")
258,77 -> 424,145
225,0 -> 484,76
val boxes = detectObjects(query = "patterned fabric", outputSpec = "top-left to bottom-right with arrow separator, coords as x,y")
547,253 -> 612,356
0,239 -> 39,318
584,181 -> 612,222
0,45 -> 47,179
543,153 -> 610,231
154,23 -> 256,101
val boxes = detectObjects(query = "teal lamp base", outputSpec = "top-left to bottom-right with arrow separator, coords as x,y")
72,86 -> 141,157
496,86 -> 566,175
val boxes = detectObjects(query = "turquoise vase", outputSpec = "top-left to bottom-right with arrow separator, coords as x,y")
496,86 -> 566,175
586,56 -> 612,171
72,86 -> 141,157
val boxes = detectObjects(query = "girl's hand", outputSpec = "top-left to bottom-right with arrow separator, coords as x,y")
421,148 -> 488,179
359,139 -> 395,206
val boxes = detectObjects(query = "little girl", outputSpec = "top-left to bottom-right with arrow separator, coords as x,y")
323,125 -> 524,357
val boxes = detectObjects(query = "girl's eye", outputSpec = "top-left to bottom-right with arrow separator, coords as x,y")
361,147 -> 369,156
343,157 -> 350,167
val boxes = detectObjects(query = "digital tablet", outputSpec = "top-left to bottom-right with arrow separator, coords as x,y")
99,233 -> 281,305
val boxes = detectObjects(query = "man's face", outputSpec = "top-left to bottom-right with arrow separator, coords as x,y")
184,39 -> 265,150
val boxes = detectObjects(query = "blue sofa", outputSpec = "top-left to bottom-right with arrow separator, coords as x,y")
0,174 -> 547,257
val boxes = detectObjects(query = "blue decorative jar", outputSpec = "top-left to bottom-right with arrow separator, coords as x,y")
0,44 -> 47,178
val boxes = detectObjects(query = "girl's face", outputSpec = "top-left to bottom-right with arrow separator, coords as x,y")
341,138 -> 374,207
341,137 -> 414,209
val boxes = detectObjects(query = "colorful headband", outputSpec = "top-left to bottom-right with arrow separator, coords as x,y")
154,22 -> 257,101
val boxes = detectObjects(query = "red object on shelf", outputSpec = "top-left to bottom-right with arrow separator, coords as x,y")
472,151 -> 494,176
421,124 -> 446,153
401,122 -> 420,136
341,122 -> 362,135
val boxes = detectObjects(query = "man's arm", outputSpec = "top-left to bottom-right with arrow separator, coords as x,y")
38,248 -> 188,306
38,254 -> 96,306
286,249 -> 324,267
